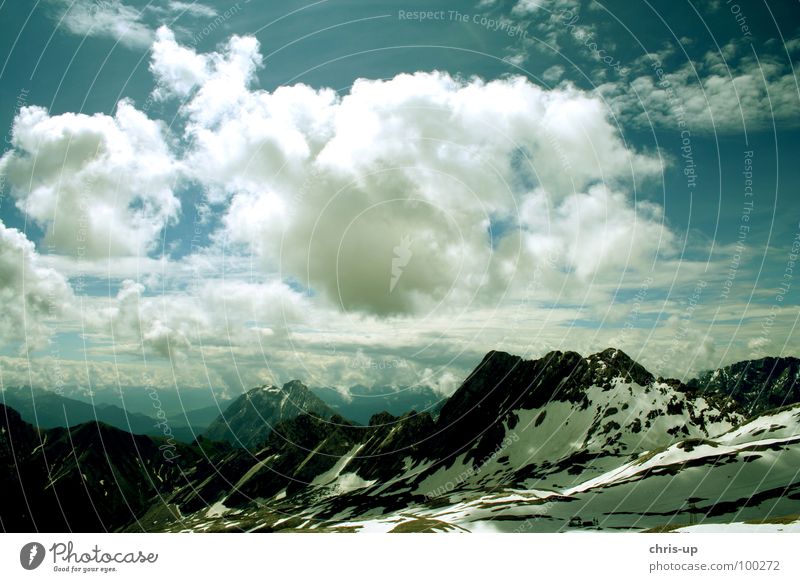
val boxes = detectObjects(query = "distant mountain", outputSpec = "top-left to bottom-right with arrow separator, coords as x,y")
167,404 -> 230,430
203,380 -> 336,449
0,387 -> 200,442
311,385 -> 442,424
64,386 -> 233,420
687,356 -> 800,415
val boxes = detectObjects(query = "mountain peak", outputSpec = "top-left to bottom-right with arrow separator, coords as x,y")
282,379 -> 309,390
593,347 -> 628,361
587,348 -> 655,386
205,380 -> 335,449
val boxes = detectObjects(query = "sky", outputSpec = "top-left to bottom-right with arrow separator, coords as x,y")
0,0 -> 798,400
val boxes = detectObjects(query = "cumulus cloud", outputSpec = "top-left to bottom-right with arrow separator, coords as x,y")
0,221 -> 73,351
0,100 -> 180,258
513,184 -> 675,281
148,28 -> 665,317
4,25 -> 766,392
150,27 -> 210,99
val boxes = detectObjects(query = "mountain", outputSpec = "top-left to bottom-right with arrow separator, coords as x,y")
3,350 -> 799,533
167,404 -> 231,430
132,349 -> 797,533
0,387 -> 201,442
687,356 -> 800,415
0,404 -> 241,532
311,385 -> 442,424
289,402 -> 800,533
64,386 -> 233,421
203,380 -> 336,449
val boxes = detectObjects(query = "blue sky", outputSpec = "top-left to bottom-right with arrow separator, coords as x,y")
0,0 -> 798,397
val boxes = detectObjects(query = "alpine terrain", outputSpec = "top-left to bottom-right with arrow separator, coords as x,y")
1,349 -> 798,532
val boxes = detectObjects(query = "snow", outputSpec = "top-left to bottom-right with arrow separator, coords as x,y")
306,444 -> 378,494
336,517 -> 410,533
334,472 -> 376,493
31,434 -> 48,454
233,454 -> 279,490
716,406 -> 800,444
311,444 -> 363,487
413,453 -> 473,497
564,431 -> 800,496
168,376 -> 800,534
205,499 -> 230,518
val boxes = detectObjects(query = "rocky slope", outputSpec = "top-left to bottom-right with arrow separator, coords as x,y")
0,404 -> 239,532
687,356 -> 800,415
131,349 -> 786,532
2,349 -> 799,532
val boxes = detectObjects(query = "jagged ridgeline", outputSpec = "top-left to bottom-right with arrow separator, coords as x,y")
1,349 -> 798,532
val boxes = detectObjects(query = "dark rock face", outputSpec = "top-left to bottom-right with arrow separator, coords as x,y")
0,404 -> 236,532
348,411 -> 436,482
223,410 -> 436,506
0,405 -> 41,531
429,348 -> 653,466
687,357 -> 800,416
203,380 -> 336,449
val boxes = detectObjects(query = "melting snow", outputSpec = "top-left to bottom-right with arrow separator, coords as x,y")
311,444 -> 364,487
205,499 -> 230,518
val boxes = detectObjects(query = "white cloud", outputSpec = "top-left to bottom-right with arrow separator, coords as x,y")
513,184 -> 675,281
0,100 -> 181,258
7,27 -> 792,393
0,221 -> 73,351
58,0 -> 154,49
422,368 -> 462,396
167,1 -> 217,18
542,64 -> 565,84
150,27 -> 210,99
92,277 -> 309,359
599,46 -> 800,132
52,1 -> 219,49
148,29 -> 665,318
512,0 -> 550,16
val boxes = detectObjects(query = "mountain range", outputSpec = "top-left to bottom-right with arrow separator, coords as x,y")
0,386 -> 211,443
1,349 -> 798,532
